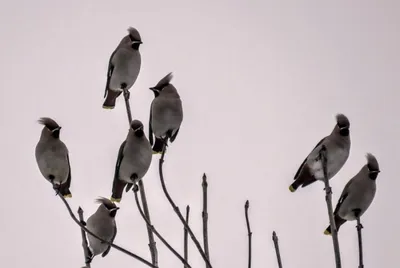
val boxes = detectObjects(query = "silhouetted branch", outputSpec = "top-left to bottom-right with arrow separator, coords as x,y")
138,180 -> 158,266
78,207 -> 91,268
57,194 -> 157,268
184,205 -> 190,268
133,187 -> 192,268
244,200 -> 252,268
356,217 -> 364,268
123,88 -> 158,266
158,145 -> 213,268
272,231 -> 283,268
320,146 -> 342,268
202,173 -> 211,268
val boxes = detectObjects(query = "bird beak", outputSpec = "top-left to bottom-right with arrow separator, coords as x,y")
134,126 -> 143,132
51,127 -> 61,132
149,87 -> 155,91
110,207 -> 120,212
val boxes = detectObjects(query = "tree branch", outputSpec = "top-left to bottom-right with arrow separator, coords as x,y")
133,187 -> 192,268
356,216 -> 364,268
320,146 -> 342,268
57,194 -> 157,268
272,231 -> 283,268
184,205 -> 190,268
158,145 -> 213,268
202,173 -> 211,268
122,88 -> 158,266
78,207 -> 91,268
244,200 -> 252,268
138,180 -> 158,266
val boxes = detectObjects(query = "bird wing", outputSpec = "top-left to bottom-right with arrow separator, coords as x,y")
293,137 -> 326,180
102,224 -> 117,257
333,178 -> 353,215
112,141 -> 126,198
148,104 -> 154,146
170,128 -> 180,143
104,49 -> 117,98
59,153 -> 72,197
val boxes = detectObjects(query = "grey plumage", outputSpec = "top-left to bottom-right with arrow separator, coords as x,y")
86,197 -> 119,261
324,153 -> 380,234
289,114 -> 351,192
111,120 -> 152,202
149,72 -> 183,153
103,27 -> 142,109
35,117 -> 72,197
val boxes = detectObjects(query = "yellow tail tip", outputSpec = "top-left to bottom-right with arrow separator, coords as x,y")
289,185 -> 296,192
324,230 -> 331,235
102,106 -> 115,110
110,197 -> 121,203
63,194 -> 72,198
152,151 -> 162,155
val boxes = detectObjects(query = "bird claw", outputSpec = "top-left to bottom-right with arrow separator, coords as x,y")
133,184 -> 139,192
123,89 -> 130,100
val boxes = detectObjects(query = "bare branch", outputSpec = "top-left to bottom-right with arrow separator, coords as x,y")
78,207 -> 91,268
320,146 -> 342,268
123,88 -> 158,266
272,231 -> 283,268
356,217 -> 364,268
184,205 -> 190,268
57,194 -> 157,268
158,145 -> 213,268
202,173 -> 211,268
138,180 -> 158,266
133,187 -> 192,268
244,200 -> 252,268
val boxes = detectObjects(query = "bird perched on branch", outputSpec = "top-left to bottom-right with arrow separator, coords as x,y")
110,120 -> 152,202
103,27 -> 142,109
324,153 -> 380,235
289,114 -> 351,192
35,117 -> 72,197
85,197 -> 119,262
149,72 -> 183,154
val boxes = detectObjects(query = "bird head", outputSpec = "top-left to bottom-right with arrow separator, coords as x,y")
127,27 -> 142,49
150,72 -> 173,97
335,114 -> 350,136
130,119 -> 144,137
366,153 -> 380,180
96,197 -> 120,218
38,117 -> 62,139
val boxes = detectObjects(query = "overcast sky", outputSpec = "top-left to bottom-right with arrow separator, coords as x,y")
1,0 -> 399,267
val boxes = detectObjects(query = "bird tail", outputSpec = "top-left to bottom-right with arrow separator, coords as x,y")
103,90 -> 122,109
324,214 -> 347,235
152,138 -> 166,154
111,179 -> 126,203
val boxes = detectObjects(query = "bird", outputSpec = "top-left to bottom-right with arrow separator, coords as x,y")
35,117 -> 72,197
110,120 -> 152,202
85,197 -> 119,262
149,72 -> 183,154
324,153 -> 380,235
103,27 -> 142,109
289,114 -> 351,192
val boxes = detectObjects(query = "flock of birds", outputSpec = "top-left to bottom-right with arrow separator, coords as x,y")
33,27 -> 380,265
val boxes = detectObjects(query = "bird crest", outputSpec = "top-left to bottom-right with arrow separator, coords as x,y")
335,113 -> 350,128
38,117 -> 61,131
95,197 -> 118,210
127,27 -> 141,42
366,153 -> 379,172
152,72 -> 173,90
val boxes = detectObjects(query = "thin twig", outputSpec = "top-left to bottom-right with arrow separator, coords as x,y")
202,173 -> 211,268
133,188 -> 192,268
139,180 -> 158,266
57,194 -> 157,268
320,146 -> 342,268
78,207 -> 91,268
356,217 -> 364,268
272,231 -> 283,268
184,205 -> 190,268
123,88 -> 158,266
244,200 -> 252,268
158,145 -> 213,268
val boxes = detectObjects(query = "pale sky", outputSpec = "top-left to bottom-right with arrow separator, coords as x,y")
1,0 -> 399,267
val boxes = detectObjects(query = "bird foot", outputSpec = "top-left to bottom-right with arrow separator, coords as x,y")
323,186 -> 333,194
123,89 -> 130,100
356,223 -> 364,230
133,184 -> 139,192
